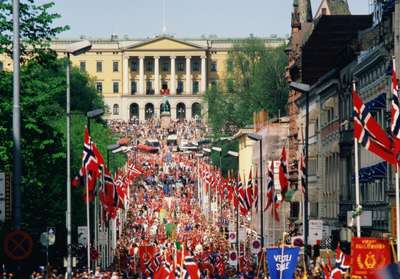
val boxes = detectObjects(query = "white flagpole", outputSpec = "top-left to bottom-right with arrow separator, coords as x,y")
86,174 -> 91,272
393,57 -> 400,261
353,82 -> 361,237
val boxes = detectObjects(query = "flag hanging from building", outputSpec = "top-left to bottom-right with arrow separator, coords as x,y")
353,88 -> 396,164
391,58 -> 400,159
265,161 -> 274,211
279,146 -> 289,198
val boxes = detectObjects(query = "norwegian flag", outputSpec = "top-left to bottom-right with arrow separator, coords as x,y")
72,128 -> 100,190
253,169 -> 259,211
246,170 -> 254,207
279,146 -> 289,198
353,88 -> 396,164
391,58 -> 400,159
127,161 -> 143,179
330,246 -> 350,279
353,87 -> 392,150
238,175 -> 250,215
264,161 -> 274,211
184,255 -> 201,279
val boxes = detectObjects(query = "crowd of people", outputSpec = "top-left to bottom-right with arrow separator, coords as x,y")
107,119 -> 208,143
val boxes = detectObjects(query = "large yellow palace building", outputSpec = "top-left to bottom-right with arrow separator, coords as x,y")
0,35 -> 286,121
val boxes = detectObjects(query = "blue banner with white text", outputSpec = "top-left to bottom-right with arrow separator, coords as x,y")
266,247 -> 300,279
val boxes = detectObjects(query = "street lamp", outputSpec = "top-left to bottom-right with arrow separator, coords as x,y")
247,133 -> 264,248
107,144 -> 121,169
66,40 -> 92,279
211,147 -> 223,222
227,150 -> 239,273
289,81 -> 311,263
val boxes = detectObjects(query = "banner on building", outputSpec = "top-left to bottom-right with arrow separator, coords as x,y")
266,247 -> 299,279
351,237 -> 391,278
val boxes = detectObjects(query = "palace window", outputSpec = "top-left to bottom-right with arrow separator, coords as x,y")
177,62 -> 184,72
96,81 -> 103,94
131,61 -> 138,72
113,81 -> 119,93
210,62 -> 217,72
146,81 -> 154,95
192,61 -> 200,72
113,61 -> 119,72
177,81 -> 184,95
80,61 -> 86,72
96,61 -> 103,73
113,104 -> 119,115
162,62 -> 169,72
192,81 -> 199,94
146,60 -> 153,72
131,81 -> 137,95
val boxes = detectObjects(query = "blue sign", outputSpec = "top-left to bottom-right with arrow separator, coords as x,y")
266,247 -> 300,279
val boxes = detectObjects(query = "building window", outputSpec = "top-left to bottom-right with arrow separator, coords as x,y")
146,60 -> 153,72
162,62 -> 169,72
113,104 -> 119,115
131,61 -> 138,72
177,80 -> 184,95
113,81 -> 119,93
96,61 -> 103,73
146,81 -> 154,95
79,61 -> 86,72
192,81 -> 199,94
131,81 -> 137,95
210,62 -> 217,72
192,61 -> 200,72
96,81 -> 103,94
177,62 -> 184,72
113,61 -> 119,72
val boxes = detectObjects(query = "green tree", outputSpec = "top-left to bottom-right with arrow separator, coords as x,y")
205,38 -> 288,137
0,0 -> 69,59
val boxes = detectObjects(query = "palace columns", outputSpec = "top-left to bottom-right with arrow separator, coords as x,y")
123,56 -> 129,95
201,56 -> 207,93
139,56 -> 145,95
170,56 -> 176,95
185,56 -> 191,95
154,56 -> 160,95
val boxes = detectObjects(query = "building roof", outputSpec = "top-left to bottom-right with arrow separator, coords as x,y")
51,35 -> 288,51
301,15 -> 372,84
315,0 -> 351,17
233,128 -> 254,140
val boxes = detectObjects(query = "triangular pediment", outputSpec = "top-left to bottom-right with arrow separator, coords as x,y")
124,36 -> 205,51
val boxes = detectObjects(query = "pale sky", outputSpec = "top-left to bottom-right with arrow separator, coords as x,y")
51,0 -> 370,39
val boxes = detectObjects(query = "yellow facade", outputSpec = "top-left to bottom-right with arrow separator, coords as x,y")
0,35 -> 286,121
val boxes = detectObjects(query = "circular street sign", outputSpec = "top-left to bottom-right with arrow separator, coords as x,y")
3,230 -> 33,261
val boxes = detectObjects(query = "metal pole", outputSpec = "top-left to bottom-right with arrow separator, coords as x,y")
12,0 -> 21,230
259,141 -> 264,248
304,90 -> 310,263
354,138 -> 361,237
236,170 -> 240,273
66,53 -> 72,279
86,119 -> 91,273
219,151 -> 222,221
352,82 -> 361,237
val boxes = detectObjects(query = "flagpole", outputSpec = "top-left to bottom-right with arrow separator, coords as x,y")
353,82 -> 361,237
393,56 -> 400,262
86,173 -> 91,272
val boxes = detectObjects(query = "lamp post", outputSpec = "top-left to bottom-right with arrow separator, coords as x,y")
211,147 -> 222,223
227,150 -> 239,273
247,133 -> 264,248
202,148 -> 212,220
289,81 -> 311,265
65,40 -> 92,278
85,108 -> 104,272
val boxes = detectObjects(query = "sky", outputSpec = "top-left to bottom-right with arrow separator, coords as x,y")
51,0 -> 370,39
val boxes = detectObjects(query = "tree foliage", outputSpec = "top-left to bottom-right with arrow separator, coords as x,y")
205,38 -> 288,137
0,0 -> 69,59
